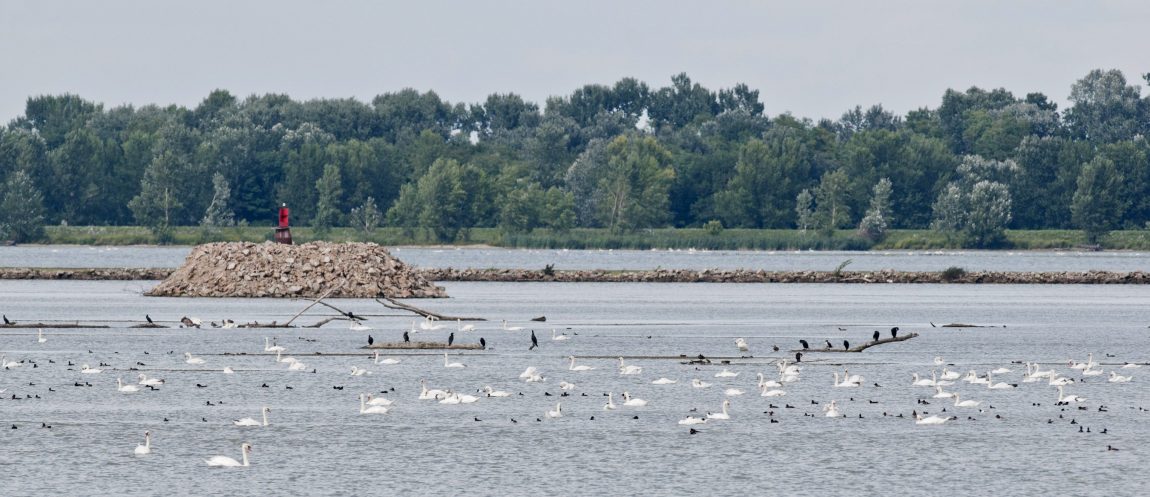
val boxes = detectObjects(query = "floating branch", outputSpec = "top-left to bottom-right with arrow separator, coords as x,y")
0,322 -> 109,329
363,341 -> 483,350
791,332 -> 919,353
375,297 -> 485,322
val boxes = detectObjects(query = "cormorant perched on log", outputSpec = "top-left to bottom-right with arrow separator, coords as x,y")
825,339 -> 833,350
873,330 -> 880,342
367,335 -> 374,346
146,315 -> 154,324
529,331 -> 539,350
479,337 -> 486,349
843,340 -> 850,350
795,352 -> 803,363
799,339 -> 809,350
448,332 -> 455,346
3,315 -> 10,325
891,327 -> 899,338
403,331 -> 410,343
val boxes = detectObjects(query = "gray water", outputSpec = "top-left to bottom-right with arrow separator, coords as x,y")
0,279 -> 1146,495
3,244 -> 1150,272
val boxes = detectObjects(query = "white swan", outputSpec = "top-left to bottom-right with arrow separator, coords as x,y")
222,367 -> 235,374
116,377 -> 139,393
707,400 -> 732,420
568,356 -> 594,371
552,329 -> 570,341
604,393 -> 617,410
723,388 -> 745,396
1,356 -> 22,369
1109,371 -> 1133,383
418,379 -> 448,400
438,391 -> 462,405
184,352 -> 206,365
457,319 -> 476,332
735,338 -> 749,352
777,360 -> 800,376
483,386 -> 511,397
234,406 -> 270,427
546,402 -> 563,418
1121,362 -> 1142,369
80,364 -> 102,374
559,381 -> 576,391
934,356 -> 944,366
651,377 -> 677,385
287,360 -> 307,371
987,372 -> 1015,389
953,394 -> 981,408
823,400 -> 841,417
1081,366 -> 1104,377
621,391 -> 647,407
349,320 -> 372,331
1069,353 -> 1093,370
691,379 -> 712,388
678,416 -> 707,425
373,351 -> 400,365
760,386 -> 786,397
443,352 -> 465,368
833,372 -> 860,388
419,317 -> 444,331
915,412 -> 951,425
757,373 -> 783,389
842,369 -> 863,384
932,385 -> 955,398
1056,385 -> 1085,403
618,357 -> 642,375
36,328 -> 46,343
939,368 -> 961,381
205,443 -> 251,467
137,373 -> 165,386
359,393 -> 390,413
366,394 -> 394,406
715,369 -> 739,378
134,431 -> 152,455
519,366 -> 539,379
263,337 -> 285,353
350,366 -> 371,376
991,367 -> 1013,375
911,373 -> 935,387
274,350 -> 297,364
502,320 -> 524,331
1048,376 -> 1074,386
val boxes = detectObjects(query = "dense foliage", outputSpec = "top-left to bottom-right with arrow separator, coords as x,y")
1,70 -> 1148,247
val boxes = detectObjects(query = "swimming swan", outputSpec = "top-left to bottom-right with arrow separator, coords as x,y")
205,443 -> 252,467
233,406 -> 270,427
134,431 -> 152,455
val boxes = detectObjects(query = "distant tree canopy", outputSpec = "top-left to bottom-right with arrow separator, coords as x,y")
2,69 -> 1148,245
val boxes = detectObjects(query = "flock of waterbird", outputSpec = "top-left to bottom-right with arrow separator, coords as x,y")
1,315 -> 1142,467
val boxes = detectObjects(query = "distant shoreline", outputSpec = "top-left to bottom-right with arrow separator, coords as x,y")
1,267 -> 1146,285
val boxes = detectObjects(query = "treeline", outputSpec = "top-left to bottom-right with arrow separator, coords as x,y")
0,70 -> 1147,246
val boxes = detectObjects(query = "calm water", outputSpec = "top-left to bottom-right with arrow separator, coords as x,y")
2,244 -> 1150,272
0,279 -> 1146,495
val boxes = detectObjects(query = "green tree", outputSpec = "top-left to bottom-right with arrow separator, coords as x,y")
386,158 -> 489,243
965,181 -> 1012,247
795,189 -> 815,232
858,177 -> 893,241
1065,69 -> 1144,144
348,196 -> 382,237
313,163 -> 344,234
1071,156 -> 1126,243
201,172 -> 235,228
129,151 -> 189,241
595,134 -> 675,232
0,171 -> 46,243
813,169 -> 852,236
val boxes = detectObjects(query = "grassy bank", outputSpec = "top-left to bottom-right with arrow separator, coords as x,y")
34,226 -> 1150,250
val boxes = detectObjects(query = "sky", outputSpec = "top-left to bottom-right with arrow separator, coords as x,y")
1,1 -> 1147,124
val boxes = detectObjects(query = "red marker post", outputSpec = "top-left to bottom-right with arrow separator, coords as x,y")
274,204 -> 293,244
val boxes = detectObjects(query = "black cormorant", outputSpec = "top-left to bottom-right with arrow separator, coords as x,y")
799,339 -> 809,350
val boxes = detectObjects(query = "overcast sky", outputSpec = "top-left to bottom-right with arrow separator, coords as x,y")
2,1 -> 1146,125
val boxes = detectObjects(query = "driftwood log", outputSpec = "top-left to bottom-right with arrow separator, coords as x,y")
363,341 -> 483,350
790,332 -> 919,353
0,323 -> 109,329
375,297 -> 485,322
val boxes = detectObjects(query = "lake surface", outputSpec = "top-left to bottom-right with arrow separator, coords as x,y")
0,278 -> 1146,495
2,244 -> 1150,272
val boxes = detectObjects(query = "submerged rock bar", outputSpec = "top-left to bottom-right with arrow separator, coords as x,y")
3,266 -> 1149,285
